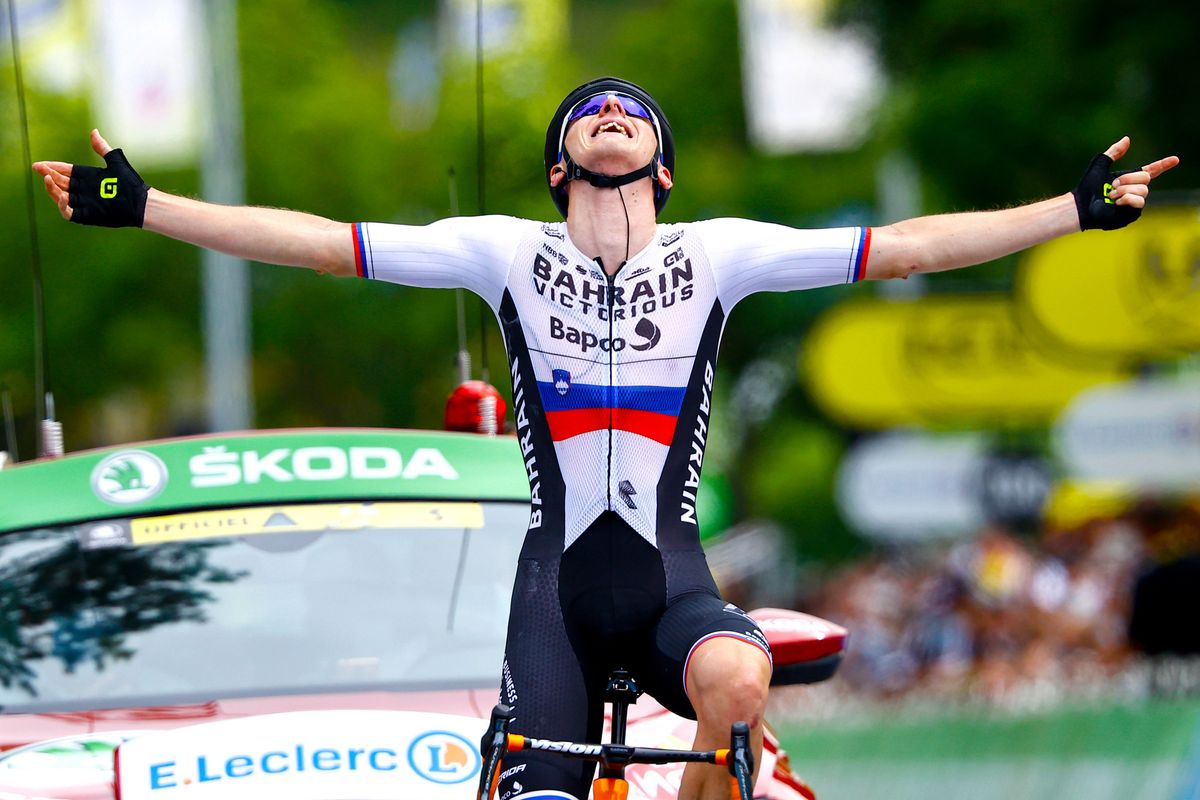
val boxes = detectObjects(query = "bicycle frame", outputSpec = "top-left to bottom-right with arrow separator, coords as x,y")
476,609 -> 848,800
477,670 -> 755,800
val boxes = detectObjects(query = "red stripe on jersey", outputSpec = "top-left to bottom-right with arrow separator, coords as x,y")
545,408 -> 610,440
545,408 -> 677,445
855,226 -> 872,282
613,408 -> 678,445
352,223 -> 367,278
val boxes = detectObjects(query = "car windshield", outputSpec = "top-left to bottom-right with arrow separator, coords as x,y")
0,500 -> 527,713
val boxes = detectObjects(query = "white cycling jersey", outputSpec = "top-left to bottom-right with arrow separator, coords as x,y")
353,216 -> 870,551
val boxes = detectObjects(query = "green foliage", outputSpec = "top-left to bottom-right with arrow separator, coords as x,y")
833,0 -> 1196,209
740,415 -> 863,563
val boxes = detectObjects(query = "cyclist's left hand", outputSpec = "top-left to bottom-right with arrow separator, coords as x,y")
1103,136 -> 1179,209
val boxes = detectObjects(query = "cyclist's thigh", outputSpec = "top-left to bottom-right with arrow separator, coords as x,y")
643,592 -> 773,719
498,556 -> 594,800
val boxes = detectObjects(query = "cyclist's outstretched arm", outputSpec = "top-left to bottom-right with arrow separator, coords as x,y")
32,130 -> 356,276
864,136 -> 1179,280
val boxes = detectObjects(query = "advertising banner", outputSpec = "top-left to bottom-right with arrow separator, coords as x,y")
1016,207 -> 1200,357
0,430 -> 529,533
837,432 -> 988,541
116,710 -> 483,800
804,298 -> 1128,428
1055,378 -> 1200,490
835,432 -> 1050,541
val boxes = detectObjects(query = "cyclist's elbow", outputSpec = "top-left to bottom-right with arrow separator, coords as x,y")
866,225 -> 928,280
311,223 -> 360,277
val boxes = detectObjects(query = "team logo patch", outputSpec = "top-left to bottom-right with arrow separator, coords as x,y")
407,731 -> 480,784
618,480 -> 638,509
553,369 -> 571,396
660,229 -> 685,247
630,317 -> 662,351
91,450 -> 169,505
723,603 -> 753,620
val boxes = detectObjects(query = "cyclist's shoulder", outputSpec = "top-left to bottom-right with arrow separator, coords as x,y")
663,217 -> 777,252
435,214 -> 545,235
424,215 -> 547,259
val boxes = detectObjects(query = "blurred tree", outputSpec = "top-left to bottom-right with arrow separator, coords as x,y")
0,534 -> 242,697
833,0 -> 1196,210
739,412 -> 862,563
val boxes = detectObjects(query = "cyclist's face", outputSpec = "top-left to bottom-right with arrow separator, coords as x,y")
558,94 -> 659,177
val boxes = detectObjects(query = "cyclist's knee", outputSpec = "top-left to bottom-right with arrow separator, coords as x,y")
686,637 -> 771,726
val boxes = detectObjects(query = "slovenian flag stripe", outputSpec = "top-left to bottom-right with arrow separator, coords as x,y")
537,382 -> 686,415
853,226 -> 872,282
545,408 -> 678,446
353,223 -> 369,278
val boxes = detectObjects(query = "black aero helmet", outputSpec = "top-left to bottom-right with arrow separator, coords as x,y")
544,77 -> 674,218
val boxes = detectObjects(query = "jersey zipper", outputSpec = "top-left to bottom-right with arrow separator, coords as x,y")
604,266 -> 616,511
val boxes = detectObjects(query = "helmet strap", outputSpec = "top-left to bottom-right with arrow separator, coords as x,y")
561,151 -> 660,190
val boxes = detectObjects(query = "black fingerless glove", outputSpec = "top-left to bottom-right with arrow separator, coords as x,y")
1072,153 -> 1139,231
68,148 -> 149,228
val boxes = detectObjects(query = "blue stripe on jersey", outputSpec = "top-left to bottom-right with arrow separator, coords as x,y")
851,226 -> 872,282
537,382 -> 686,415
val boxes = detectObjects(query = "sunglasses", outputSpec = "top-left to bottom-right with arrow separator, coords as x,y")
557,92 -> 662,161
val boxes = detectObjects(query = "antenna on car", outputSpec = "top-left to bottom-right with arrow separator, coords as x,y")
473,0 -> 490,385
443,164 -> 504,435
441,2 -> 508,436
41,392 -> 63,458
0,382 -> 16,466
7,0 -> 59,458
448,168 -> 471,384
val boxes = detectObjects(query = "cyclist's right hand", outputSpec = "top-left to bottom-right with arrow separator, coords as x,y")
32,129 -> 149,227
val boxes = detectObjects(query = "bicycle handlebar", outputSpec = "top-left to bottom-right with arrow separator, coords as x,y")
506,733 -> 730,768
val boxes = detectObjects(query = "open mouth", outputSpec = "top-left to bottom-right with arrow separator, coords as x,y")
592,120 -> 631,138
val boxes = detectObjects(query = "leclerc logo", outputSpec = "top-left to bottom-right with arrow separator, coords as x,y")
407,731 -> 479,784
91,450 -> 169,505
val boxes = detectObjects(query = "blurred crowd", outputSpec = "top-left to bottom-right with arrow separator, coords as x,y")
801,498 -> 1200,704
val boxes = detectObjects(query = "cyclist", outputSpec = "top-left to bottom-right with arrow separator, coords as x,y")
34,77 -> 1176,800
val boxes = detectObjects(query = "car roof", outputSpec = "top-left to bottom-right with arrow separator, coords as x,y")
0,428 -> 530,533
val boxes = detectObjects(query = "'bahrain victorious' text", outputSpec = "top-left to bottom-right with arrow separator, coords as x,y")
352,215 -> 869,552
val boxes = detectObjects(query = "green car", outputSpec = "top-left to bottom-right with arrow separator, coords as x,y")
0,428 -> 840,800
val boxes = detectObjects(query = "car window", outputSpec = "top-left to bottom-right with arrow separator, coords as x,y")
0,501 -> 528,712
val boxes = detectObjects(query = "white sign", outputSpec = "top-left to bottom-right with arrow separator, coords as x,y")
92,0 -> 206,166
116,710 -> 482,800
1055,379 -> 1200,490
737,0 -> 882,152
837,433 -> 987,541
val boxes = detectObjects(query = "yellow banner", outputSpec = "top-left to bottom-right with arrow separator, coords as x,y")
803,297 -> 1129,428
803,302 -> 916,428
132,502 -> 484,545
1016,206 -> 1200,356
